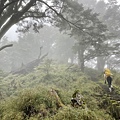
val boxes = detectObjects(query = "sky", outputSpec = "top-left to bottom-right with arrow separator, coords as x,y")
5,25 -> 18,41
97,0 -> 120,3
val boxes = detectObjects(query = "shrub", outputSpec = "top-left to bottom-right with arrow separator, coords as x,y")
1,87 -> 57,119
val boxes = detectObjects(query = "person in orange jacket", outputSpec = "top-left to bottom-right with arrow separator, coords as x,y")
104,68 -> 113,92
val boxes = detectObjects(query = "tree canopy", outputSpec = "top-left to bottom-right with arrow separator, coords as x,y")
0,0 -> 90,40
1,0 -> 120,71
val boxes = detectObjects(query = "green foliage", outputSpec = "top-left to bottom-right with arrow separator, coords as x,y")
56,0 -> 109,62
100,95 -> 120,120
0,70 -> 6,77
0,63 -> 119,120
0,70 -> 7,86
84,67 -> 101,81
46,107 -> 112,120
112,72 -> 120,87
0,26 -> 74,72
1,87 -> 58,120
41,59 -> 53,75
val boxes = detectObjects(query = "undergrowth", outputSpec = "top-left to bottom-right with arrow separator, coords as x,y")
0,62 -> 119,120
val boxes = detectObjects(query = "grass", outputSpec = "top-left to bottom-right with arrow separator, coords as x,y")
0,63 -> 119,120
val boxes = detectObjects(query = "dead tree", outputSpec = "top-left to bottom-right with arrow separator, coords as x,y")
11,47 -> 48,74
49,88 -> 65,108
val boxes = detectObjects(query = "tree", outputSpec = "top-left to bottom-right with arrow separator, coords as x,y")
0,0 -> 68,50
0,37 -> 18,71
77,0 -> 97,9
0,0 -> 43,40
98,0 -> 120,70
103,0 -> 120,36
55,0 -> 110,72
0,0 -> 96,51
53,36 -> 74,63
0,25 -> 74,72
76,0 -> 106,72
77,0 -> 120,71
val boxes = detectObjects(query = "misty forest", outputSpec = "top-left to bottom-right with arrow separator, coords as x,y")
0,0 -> 120,120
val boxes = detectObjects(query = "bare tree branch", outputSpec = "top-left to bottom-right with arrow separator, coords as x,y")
38,0 -> 92,36
0,44 -> 13,51
19,15 -> 47,21
0,0 -> 18,15
0,0 -> 36,40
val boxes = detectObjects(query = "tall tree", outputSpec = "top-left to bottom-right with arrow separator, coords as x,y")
0,0 -> 97,51
0,0 -> 71,51
77,0 -> 120,71
100,0 -> 120,69
51,32 -> 74,63
55,0 -> 110,72
0,25 -> 75,71
103,0 -> 120,36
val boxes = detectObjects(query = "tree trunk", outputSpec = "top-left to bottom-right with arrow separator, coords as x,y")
0,44 -> 13,51
78,46 -> 85,72
0,0 -> 35,40
70,53 -> 74,64
49,88 -> 65,108
0,20 -> 14,40
96,56 -> 105,72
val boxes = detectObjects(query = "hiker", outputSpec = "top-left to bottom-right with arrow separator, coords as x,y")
104,68 -> 113,92
71,90 -> 84,107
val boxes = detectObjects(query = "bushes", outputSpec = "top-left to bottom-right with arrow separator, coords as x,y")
1,87 -> 58,119
113,76 -> 120,87
46,107 -> 113,120
0,87 -> 113,120
0,63 -> 119,120
84,67 -> 101,81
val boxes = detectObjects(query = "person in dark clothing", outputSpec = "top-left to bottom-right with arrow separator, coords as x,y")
104,68 -> 113,92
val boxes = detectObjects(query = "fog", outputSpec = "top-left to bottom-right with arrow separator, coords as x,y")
1,0 -> 120,73
5,25 -> 18,41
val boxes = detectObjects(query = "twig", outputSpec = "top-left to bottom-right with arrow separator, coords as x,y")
0,44 -> 13,51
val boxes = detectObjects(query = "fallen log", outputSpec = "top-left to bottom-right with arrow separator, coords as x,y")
11,53 -> 48,74
49,88 -> 65,108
